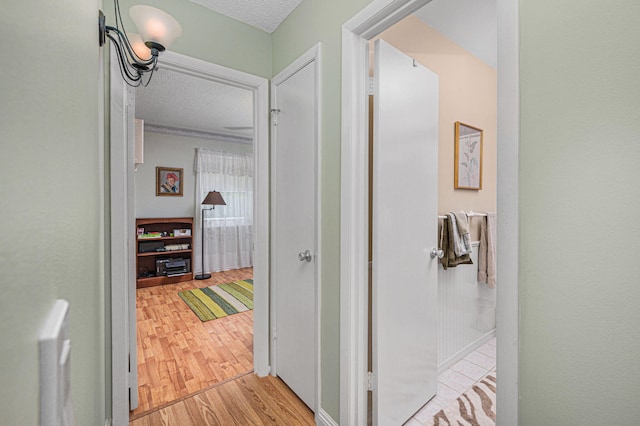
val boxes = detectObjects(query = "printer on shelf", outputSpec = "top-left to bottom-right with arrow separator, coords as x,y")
156,258 -> 191,277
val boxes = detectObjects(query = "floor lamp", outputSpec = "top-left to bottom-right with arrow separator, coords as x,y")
195,191 -> 226,280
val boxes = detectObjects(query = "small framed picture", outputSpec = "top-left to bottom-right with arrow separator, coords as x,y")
156,167 -> 184,196
454,122 -> 483,190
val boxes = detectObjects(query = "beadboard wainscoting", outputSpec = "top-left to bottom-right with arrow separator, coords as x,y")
438,242 -> 496,373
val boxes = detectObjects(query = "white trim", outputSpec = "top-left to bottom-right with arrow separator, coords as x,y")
158,52 -> 271,378
154,51 -> 271,377
315,44 -> 324,423
339,27 -> 369,426
317,408 -> 339,426
98,43 -> 108,426
345,0 -> 432,38
109,44 -> 137,426
270,43 -> 323,416
110,50 -> 270,425
158,51 -> 266,89
340,1 -> 519,425
438,329 -> 496,375
143,123 -> 253,144
125,81 -> 139,412
253,69 -> 271,378
270,44 -> 321,85
496,0 -> 519,423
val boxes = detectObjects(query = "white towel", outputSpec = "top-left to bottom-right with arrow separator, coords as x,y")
478,212 -> 497,288
448,212 -> 472,256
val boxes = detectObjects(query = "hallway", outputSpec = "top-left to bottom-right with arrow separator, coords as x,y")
129,371 -> 314,425
131,268 -> 254,417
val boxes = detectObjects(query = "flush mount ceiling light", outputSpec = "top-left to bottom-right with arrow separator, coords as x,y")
99,0 -> 182,87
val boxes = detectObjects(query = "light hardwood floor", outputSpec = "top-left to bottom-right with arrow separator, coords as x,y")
132,268 -> 255,418
129,371 -> 315,426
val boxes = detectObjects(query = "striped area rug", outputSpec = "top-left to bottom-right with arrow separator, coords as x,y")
178,279 -> 253,322
429,373 -> 496,426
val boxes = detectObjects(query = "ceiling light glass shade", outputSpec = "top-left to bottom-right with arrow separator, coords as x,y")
129,5 -> 183,51
127,33 -> 152,61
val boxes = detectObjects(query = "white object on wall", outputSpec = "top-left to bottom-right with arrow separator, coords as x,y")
39,299 -> 75,426
134,118 -> 144,168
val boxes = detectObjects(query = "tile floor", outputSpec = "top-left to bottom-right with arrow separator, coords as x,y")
406,337 -> 497,425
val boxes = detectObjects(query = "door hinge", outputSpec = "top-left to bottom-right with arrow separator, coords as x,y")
367,371 -> 374,392
368,77 -> 374,95
272,325 -> 277,341
126,87 -> 135,109
270,108 -> 281,126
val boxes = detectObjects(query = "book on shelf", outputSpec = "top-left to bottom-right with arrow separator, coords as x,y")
139,232 -> 162,239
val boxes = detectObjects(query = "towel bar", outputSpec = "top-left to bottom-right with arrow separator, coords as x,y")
438,211 -> 487,219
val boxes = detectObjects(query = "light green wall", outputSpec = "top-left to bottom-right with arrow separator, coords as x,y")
272,0 -> 372,418
0,1 -> 106,425
113,0 -> 272,78
135,131 -> 252,218
519,0 -> 640,424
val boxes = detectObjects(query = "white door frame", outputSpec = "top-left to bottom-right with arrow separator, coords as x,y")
269,43 -> 323,417
339,0 -> 520,424
109,44 -> 137,426
109,50 -> 270,425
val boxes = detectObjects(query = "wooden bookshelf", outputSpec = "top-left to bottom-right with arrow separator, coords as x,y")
136,217 -> 193,288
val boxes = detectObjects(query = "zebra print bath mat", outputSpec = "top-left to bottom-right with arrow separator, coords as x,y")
429,373 -> 496,426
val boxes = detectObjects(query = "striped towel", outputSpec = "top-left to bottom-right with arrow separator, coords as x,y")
478,212 -> 497,288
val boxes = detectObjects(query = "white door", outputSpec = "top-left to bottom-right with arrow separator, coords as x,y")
372,39 -> 439,425
271,46 -> 320,411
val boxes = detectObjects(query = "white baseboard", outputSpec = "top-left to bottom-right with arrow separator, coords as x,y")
437,329 -> 496,374
317,408 -> 339,426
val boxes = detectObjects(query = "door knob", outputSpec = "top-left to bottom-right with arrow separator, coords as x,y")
298,250 -> 312,262
430,248 -> 444,259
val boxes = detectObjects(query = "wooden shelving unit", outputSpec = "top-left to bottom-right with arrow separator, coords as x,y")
136,217 -> 194,288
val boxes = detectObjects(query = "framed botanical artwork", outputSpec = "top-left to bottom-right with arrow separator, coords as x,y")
156,167 -> 184,196
454,122 -> 483,190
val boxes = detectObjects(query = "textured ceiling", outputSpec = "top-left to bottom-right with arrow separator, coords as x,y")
135,0 -> 306,142
190,0 -> 303,33
135,67 -> 254,142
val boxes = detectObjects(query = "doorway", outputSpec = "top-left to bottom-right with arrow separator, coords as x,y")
368,38 -> 441,424
340,0 -> 519,425
269,44 -> 322,414
370,5 -> 498,423
109,50 -> 270,425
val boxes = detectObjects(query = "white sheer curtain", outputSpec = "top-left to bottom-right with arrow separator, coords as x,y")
194,148 -> 253,273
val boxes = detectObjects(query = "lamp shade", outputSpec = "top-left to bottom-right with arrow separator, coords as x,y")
127,33 -> 152,61
202,191 -> 226,206
129,5 -> 183,50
